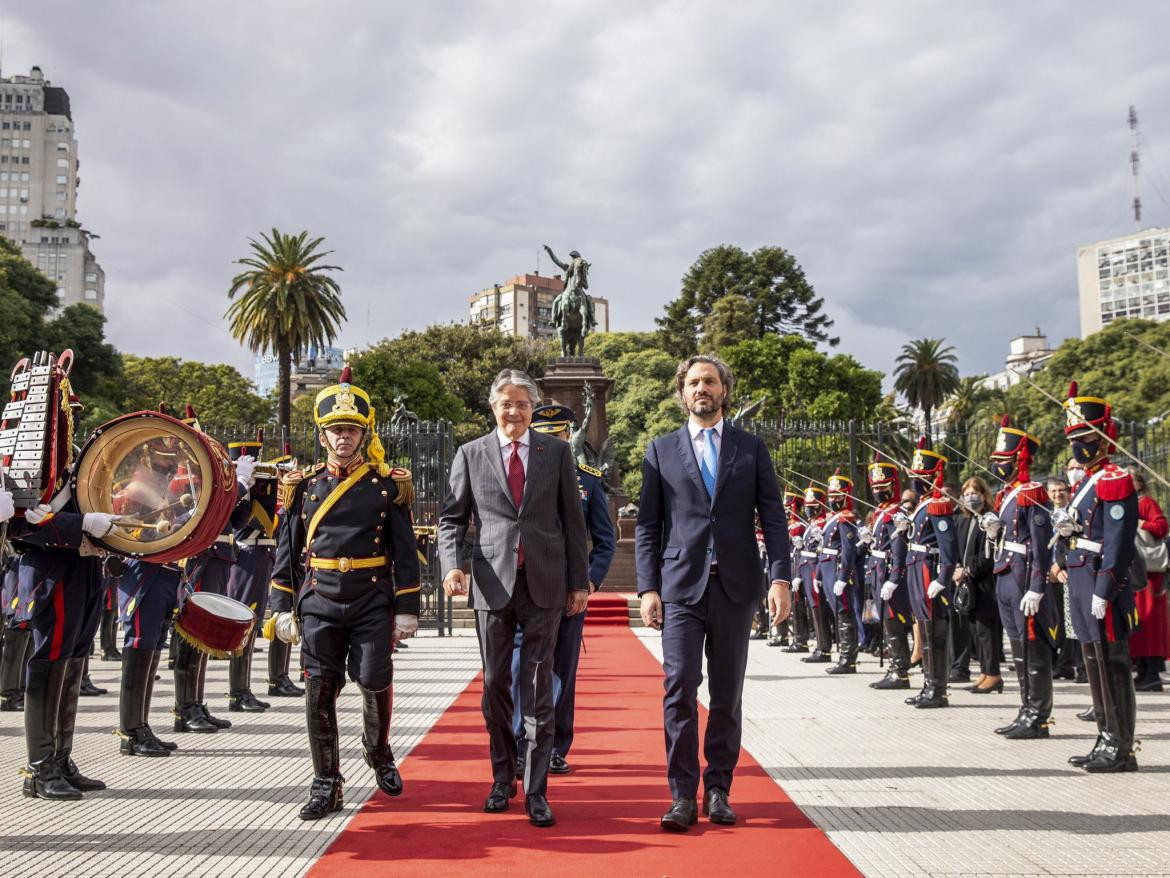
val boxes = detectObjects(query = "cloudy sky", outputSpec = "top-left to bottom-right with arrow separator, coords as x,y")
8,2 -> 1170,383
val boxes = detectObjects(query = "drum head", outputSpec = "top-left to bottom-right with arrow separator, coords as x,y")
188,592 -> 255,623
72,411 -> 232,561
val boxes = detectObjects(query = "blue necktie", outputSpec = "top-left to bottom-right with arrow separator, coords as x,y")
700,427 -> 718,499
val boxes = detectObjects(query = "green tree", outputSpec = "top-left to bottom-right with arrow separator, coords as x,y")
119,355 -> 272,427
700,294 -> 758,352
893,337 -> 960,433
45,303 -> 123,400
657,244 -> 837,357
226,229 -> 345,435
348,351 -> 467,427
605,348 -> 681,497
0,236 -> 58,372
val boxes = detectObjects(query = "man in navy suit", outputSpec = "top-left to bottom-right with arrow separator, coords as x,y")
635,354 -> 792,831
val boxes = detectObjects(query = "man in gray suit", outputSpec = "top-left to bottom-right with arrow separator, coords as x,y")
440,369 -> 589,828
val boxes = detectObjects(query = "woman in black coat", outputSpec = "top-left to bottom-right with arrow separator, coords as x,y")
955,477 -> 1003,693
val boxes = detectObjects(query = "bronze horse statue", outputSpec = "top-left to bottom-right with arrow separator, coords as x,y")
546,245 -> 596,357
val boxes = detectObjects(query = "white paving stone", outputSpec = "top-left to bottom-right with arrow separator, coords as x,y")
635,629 -> 1170,878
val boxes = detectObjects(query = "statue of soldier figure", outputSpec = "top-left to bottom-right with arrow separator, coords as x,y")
544,244 -> 597,357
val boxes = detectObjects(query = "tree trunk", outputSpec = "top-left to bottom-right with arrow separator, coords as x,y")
924,406 -> 933,437
278,341 -> 291,438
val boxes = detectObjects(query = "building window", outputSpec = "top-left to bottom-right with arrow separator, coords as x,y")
57,158 -> 68,168
19,157 -> 27,165
22,123 -> 30,131
56,142 -> 68,151
84,289 -> 98,301
85,272 -> 97,282
21,140 -> 29,149
20,174 -> 28,182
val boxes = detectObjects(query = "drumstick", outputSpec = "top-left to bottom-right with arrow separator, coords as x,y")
112,517 -> 174,534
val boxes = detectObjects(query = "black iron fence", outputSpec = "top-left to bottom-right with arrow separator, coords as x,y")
202,421 -> 456,634
740,418 -> 1170,509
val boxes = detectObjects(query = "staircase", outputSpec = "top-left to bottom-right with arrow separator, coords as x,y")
445,593 -> 643,629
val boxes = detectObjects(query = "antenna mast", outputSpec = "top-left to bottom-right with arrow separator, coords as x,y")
1129,105 -> 1143,230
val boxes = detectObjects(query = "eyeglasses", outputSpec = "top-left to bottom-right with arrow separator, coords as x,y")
494,401 -> 532,412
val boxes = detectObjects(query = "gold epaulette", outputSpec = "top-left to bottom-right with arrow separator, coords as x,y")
278,463 -> 323,508
577,462 -> 603,478
390,467 -> 414,507
1016,481 -> 1049,507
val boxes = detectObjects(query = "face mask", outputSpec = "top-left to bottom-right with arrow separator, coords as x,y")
992,460 -> 1015,480
963,493 -> 983,511
873,488 -> 892,504
829,497 -> 847,511
1067,468 -> 1085,487
1071,438 -> 1101,465
912,479 -> 931,495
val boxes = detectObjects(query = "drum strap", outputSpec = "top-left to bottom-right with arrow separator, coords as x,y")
304,463 -> 371,552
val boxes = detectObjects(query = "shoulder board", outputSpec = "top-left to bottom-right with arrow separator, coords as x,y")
928,498 -> 957,516
1016,482 -> 1049,507
278,464 -> 319,508
838,511 -> 857,523
577,462 -> 603,478
1096,468 -> 1135,502
389,467 -> 414,508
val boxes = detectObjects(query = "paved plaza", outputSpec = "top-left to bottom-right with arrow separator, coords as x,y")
1,624 -> 1168,877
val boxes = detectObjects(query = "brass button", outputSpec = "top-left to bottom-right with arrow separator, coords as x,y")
381,490 -> 388,497
372,478 -> 379,484
310,494 -> 318,501
373,536 -> 380,544
376,525 -> 383,532
371,576 -> 378,582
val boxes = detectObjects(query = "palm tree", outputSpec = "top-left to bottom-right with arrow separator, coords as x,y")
945,375 -> 991,430
893,337 -> 960,434
227,230 -> 345,435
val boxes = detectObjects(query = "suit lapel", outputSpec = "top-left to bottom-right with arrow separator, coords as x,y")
482,432 -> 513,505
676,426 -> 709,498
519,431 -> 546,513
712,423 -> 739,504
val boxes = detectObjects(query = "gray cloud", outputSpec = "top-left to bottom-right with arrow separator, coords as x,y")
8,1 -> 1170,387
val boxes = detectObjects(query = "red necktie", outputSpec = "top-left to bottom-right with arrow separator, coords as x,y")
508,441 -> 525,568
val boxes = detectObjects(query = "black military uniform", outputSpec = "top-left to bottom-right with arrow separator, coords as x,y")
867,456 -> 914,690
817,471 -> 862,675
774,490 -> 808,650
272,369 -> 421,820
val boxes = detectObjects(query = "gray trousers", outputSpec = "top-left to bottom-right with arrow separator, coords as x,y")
475,570 -> 561,797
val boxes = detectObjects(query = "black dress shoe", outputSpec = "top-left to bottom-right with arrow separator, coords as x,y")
173,705 -> 218,733
228,691 -> 271,712
660,797 -> 698,832
484,781 -> 517,813
1074,669 -> 1088,684
948,670 -> 971,684
120,726 -> 171,757
364,745 -> 403,797
79,678 -> 107,697
870,673 -> 910,690
525,794 -> 556,827
801,650 -> 832,664
826,662 -> 856,675
101,648 -> 123,662
59,758 -> 106,791
549,753 -> 571,774
22,765 -> 82,800
703,787 -> 736,825
268,676 -> 305,697
1077,706 -> 1096,723
515,755 -> 525,780
299,776 -> 344,820
144,725 -> 178,751
198,705 -> 232,729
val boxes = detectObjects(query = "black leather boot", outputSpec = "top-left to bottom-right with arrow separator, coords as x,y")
267,638 -> 305,696
906,618 -> 933,705
193,650 -> 231,729
802,602 -> 833,663
872,616 -> 911,689
99,606 -> 122,661
1,625 -> 31,711
995,639 -> 1028,734
1084,640 -> 1139,773
55,657 -> 105,790
299,675 -> 344,820
827,609 -> 858,674
79,655 -> 106,696
1006,641 -> 1053,739
916,616 -> 950,708
22,659 -> 81,799
360,683 -> 403,797
120,647 -> 170,756
1069,642 -> 1106,766
144,650 -> 176,750
173,641 -> 217,733
229,630 -> 270,712
785,601 -> 811,652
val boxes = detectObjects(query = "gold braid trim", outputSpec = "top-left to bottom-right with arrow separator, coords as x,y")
391,467 -> 414,507
174,623 -> 252,659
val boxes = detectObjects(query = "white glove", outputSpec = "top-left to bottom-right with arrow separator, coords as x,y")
880,580 -> 898,601
0,489 -> 13,524
82,512 -> 116,538
393,614 -> 419,641
1019,590 -> 1043,617
274,611 -> 301,644
234,455 -> 257,489
813,579 -> 822,593
1055,520 -> 1076,539
792,535 -> 804,551
833,580 -> 847,597
927,580 -> 945,599
24,502 -> 53,525
1091,595 -> 1108,620
792,576 -> 803,590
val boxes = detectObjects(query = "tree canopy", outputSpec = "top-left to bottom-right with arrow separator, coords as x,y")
118,355 -> 272,429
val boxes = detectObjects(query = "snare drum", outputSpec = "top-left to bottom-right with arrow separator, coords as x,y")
174,592 -> 256,658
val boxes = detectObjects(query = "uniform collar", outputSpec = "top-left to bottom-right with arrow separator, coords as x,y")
326,454 -> 365,478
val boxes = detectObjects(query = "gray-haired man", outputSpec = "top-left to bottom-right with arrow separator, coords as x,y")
440,369 -> 589,827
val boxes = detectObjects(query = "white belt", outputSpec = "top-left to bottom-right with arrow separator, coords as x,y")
1073,538 -> 1102,554
821,548 -> 839,557
238,538 -> 277,547
800,551 -> 818,559
869,549 -> 887,559
215,535 -> 235,546
1002,540 -> 1027,555
909,543 -> 937,555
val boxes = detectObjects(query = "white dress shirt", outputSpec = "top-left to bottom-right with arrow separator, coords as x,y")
688,418 -> 723,471
497,427 -> 531,476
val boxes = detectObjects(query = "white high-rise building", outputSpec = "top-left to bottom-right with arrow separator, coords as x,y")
1076,227 -> 1170,336
0,66 -> 105,311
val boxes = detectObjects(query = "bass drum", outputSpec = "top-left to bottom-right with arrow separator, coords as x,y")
71,411 -> 236,564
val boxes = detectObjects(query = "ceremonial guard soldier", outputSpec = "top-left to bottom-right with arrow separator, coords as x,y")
1058,383 -> 1140,772
0,556 -> 31,711
271,367 -> 421,820
817,471 -> 861,675
511,404 -> 616,776
1,376 -> 117,799
775,488 -> 809,650
224,432 -> 286,712
97,569 -> 121,661
869,455 -> 914,690
901,439 -> 959,709
798,484 -> 834,664
171,406 -> 254,734
985,416 -> 1057,740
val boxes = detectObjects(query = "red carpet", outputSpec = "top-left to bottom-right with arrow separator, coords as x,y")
583,592 -> 631,627
309,626 -> 860,878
